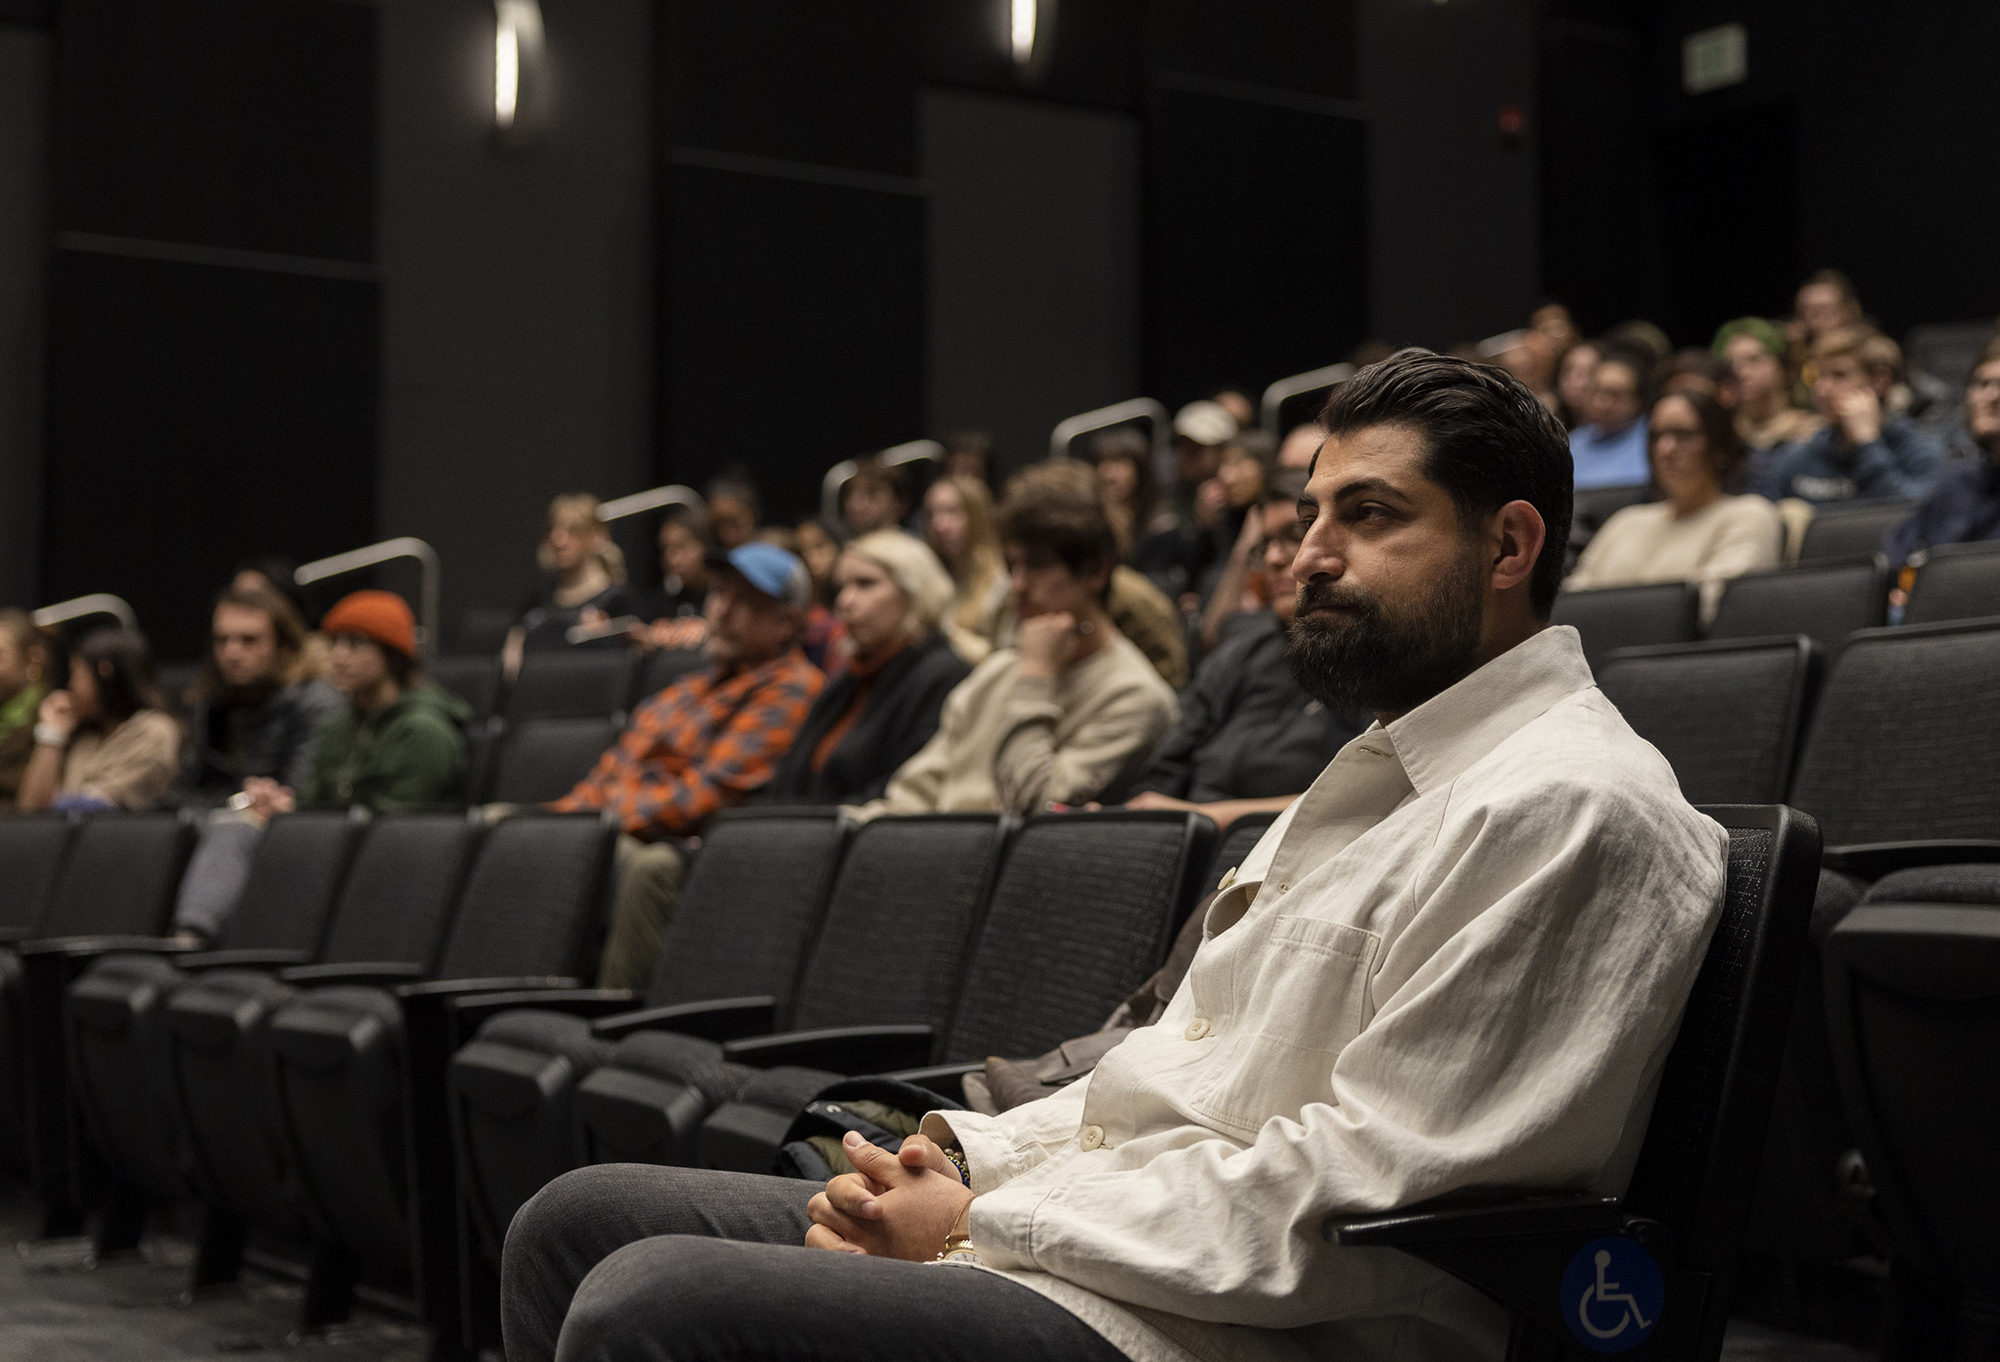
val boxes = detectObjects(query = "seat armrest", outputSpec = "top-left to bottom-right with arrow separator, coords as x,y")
443,987 -> 638,1042
0,926 -> 29,945
722,1025 -> 936,1075
1325,1192 -> 1623,1248
1822,840 -> 2000,880
395,975 -> 578,1001
17,934 -> 188,958
592,996 -> 777,1042
278,960 -> 426,987
886,1061 -> 980,1105
179,947 -> 314,970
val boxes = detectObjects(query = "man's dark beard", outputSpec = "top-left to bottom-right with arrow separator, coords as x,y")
1285,552 -> 1486,716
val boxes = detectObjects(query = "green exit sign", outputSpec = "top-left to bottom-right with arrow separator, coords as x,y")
1683,23 -> 1748,94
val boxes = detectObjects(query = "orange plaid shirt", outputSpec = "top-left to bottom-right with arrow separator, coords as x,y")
551,650 -> 823,838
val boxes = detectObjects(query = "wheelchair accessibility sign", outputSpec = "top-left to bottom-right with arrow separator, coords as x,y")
1561,1236 -> 1665,1352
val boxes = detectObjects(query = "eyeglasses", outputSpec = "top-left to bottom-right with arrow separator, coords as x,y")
1650,427 -> 1705,442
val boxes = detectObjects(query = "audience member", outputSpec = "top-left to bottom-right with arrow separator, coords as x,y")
232,552 -> 329,676
1565,392 -> 1780,625
791,519 -> 851,678
1196,456 -> 1285,652
1276,421 -> 1322,471
1715,317 -> 1823,460
942,430 -> 996,491
1488,328 -> 1560,413
705,473 -> 761,550
840,459 -> 913,537
1658,348 -> 1735,406
504,351 -> 1727,1362
1795,268 -> 1864,344
166,592 -> 468,944
1530,300 -> 1579,355
1212,389 -> 1256,429
764,533 -> 970,805
182,585 -> 343,803
504,494 -> 639,680
639,506 -> 712,623
923,474 -> 1008,662
1568,344 -> 1653,488
16,628 -> 181,813
1168,399 -> 1237,522
552,543 -> 824,989
1126,476 -> 1366,830
0,611 -> 52,809
1090,430 -> 1161,565
1883,336 -> 2000,567
847,465 -> 1176,822
1555,338 -> 1600,430
1753,327 -> 1947,504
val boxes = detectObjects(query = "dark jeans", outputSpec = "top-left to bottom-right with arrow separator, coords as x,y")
502,1163 -> 1132,1362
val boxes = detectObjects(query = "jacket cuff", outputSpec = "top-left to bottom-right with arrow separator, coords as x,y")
965,1182 -> 1050,1272
920,1110 -> 1029,1195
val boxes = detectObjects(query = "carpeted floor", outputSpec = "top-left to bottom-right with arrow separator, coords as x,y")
0,1183 -> 1876,1362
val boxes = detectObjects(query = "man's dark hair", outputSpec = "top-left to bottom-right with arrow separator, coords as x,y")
997,461 -> 1118,588
1317,349 -> 1574,617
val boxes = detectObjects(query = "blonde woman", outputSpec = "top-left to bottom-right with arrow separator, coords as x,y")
503,493 -> 639,679
923,474 -> 1008,662
763,531 -> 971,804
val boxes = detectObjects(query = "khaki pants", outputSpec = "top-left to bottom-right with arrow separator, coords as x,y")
597,837 -> 689,990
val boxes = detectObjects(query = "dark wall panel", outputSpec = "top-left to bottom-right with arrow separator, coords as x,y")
54,0 -> 373,260
660,165 -> 924,521
1145,89 -> 1367,406
42,253 -> 376,655
1147,0 -> 1356,101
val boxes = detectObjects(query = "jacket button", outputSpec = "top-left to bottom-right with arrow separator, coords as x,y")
1080,1125 -> 1105,1151
1184,1018 -> 1211,1041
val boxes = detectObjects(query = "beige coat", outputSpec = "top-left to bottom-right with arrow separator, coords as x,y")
847,633 -> 1177,821
925,627 -> 1727,1362
1565,493 -> 1782,625
60,710 -> 182,809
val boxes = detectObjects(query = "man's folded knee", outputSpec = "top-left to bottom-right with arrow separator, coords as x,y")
558,1238 -> 726,1362
508,1165 -> 644,1262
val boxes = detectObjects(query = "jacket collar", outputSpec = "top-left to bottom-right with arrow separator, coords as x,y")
1370,625 -> 1596,798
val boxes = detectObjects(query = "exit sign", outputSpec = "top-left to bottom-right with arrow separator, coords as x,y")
1683,23 -> 1747,94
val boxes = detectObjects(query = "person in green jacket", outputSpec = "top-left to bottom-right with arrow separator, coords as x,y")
172,588 -> 470,946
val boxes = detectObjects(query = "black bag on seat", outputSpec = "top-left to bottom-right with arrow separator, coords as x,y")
772,1076 -> 967,1182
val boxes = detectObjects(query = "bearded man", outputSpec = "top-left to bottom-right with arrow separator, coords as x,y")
502,351 -> 1728,1362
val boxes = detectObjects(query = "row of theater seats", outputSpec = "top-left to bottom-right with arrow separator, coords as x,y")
1554,536 -> 2000,675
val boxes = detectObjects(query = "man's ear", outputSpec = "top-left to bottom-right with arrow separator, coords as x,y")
1490,501 -> 1547,595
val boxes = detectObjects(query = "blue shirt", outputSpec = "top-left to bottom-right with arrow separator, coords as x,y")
1570,419 -> 1652,490
1749,415 -> 1947,505
1882,457 -> 2000,564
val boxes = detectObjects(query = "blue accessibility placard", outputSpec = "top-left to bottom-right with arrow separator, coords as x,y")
1560,1235 -> 1665,1353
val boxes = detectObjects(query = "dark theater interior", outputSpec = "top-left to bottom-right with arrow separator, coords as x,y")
0,1 -> 1996,1359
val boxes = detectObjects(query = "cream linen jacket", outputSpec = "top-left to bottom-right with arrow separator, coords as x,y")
924,625 -> 1727,1362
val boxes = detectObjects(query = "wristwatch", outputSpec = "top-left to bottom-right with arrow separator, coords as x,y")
935,1232 -> 980,1265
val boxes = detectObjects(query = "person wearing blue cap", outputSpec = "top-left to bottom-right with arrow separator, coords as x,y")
552,540 -> 825,988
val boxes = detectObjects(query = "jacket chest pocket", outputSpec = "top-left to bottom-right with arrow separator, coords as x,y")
1244,914 -> 1380,1052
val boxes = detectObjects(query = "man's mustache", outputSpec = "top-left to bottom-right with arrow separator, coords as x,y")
1294,581 -> 1380,620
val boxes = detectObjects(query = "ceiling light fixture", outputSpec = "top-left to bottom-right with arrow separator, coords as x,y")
1010,0 -> 1037,65
492,0 -> 545,148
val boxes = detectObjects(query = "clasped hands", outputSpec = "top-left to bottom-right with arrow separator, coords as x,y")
805,1130 -> 974,1261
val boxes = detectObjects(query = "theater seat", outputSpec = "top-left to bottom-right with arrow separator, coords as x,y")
697,810 -> 1217,1174
1550,581 -> 1699,675
629,646 -> 709,705
1902,541 -> 2000,627
1706,555 -> 1888,655
0,815 -> 76,1174
1798,498 -> 1916,562
505,651 -> 638,723
484,716 -> 622,805
1597,637 -> 1821,804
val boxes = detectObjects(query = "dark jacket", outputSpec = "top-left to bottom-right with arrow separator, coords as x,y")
184,677 -> 345,799
1131,612 -> 1364,803
763,631 -> 969,806
304,680 -> 472,812
1882,457 -> 2000,564
1751,415 -> 1947,504
517,582 -> 642,652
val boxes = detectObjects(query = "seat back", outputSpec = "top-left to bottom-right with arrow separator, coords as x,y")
428,654 -> 501,719
645,808 -> 849,1008
1904,543 -> 2000,627
216,810 -> 370,952
1787,619 -> 2000,847
317,813 -> 483,967
941,811 -> 1217,1063
1597,638 -> 1821,805
484,717 -> 621,805
432,813 -> 620,980
504,651 -> 637,723
1706,556 -> 1888,655
36,812 -> 196,939
0,815 -> 77,939
1823,874 -> 2000,1286
1571,484 -> 1652,546
630,648 -> 709,708
1798,498 -> 1916,562
1620,804 -> 1820,1360
1550,582 -> 1699,675
781,815 -> 1010,1034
